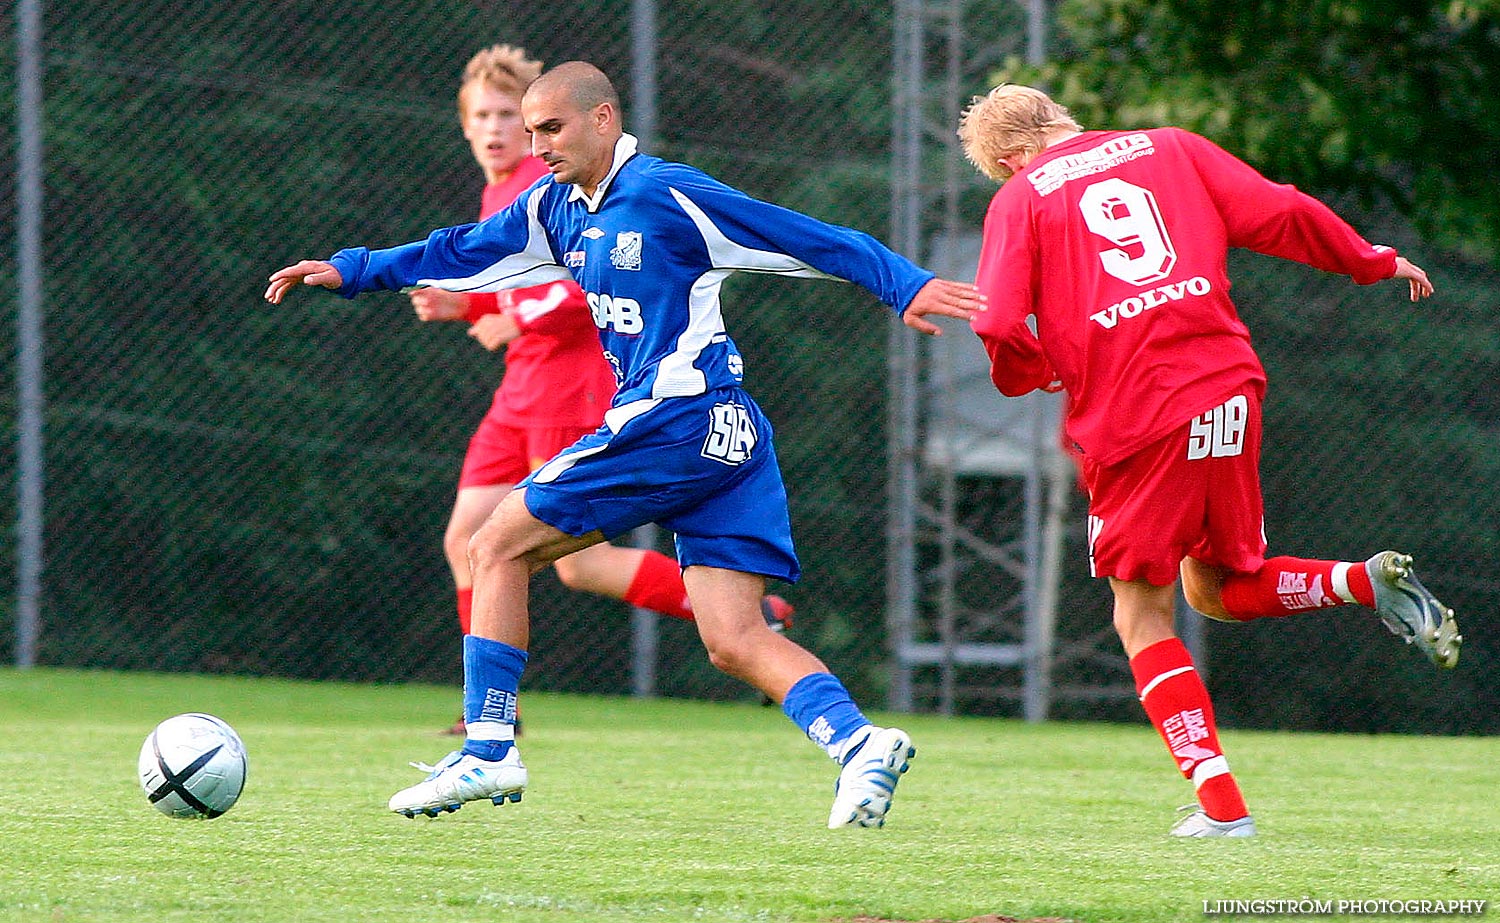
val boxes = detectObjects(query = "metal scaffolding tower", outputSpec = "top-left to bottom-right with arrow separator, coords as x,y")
887,0 -> 1131,720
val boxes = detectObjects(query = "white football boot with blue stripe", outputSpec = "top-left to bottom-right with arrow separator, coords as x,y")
827,726 -> 916,829
1366,551 -> 1462,669
388,747 -> 527,818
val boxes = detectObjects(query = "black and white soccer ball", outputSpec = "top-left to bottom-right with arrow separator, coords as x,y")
138,713 -> 248,819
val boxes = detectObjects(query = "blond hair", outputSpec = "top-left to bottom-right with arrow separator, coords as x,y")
458,44 -> 544,117
958,84 -> 1082,182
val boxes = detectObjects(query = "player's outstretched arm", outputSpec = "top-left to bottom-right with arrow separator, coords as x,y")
901,278 -> 987,336
264,260 -> 345,304
1392,256 -> 1434,302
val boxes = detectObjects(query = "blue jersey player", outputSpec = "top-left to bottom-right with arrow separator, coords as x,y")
266,61 -> 984,829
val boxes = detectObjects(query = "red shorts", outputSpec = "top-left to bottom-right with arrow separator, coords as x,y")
1080,388 -> 1267,586
457,416 -> 598,489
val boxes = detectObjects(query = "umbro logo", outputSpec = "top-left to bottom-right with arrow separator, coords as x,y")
581,227 -> 605,239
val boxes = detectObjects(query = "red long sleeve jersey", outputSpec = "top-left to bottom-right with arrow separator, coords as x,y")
972,127 -> 1397,467
463,156 -> 615,428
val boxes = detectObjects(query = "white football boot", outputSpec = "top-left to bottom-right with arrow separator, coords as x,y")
1171,806 -> 1257,838
827,726 -> 916,829
388,747 -> 527,818
1366,550 -> 1462,668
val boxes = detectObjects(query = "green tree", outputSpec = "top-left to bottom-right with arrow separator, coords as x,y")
1005,0 -> 1500,263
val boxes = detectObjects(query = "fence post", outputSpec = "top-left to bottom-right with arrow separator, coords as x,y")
628,0 -> 660,698
14,0 -> 46,668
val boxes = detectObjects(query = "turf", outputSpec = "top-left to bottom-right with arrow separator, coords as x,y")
0,668 -> 1494,922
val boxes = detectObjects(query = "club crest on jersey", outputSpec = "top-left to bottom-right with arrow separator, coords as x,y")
610,231 -> 643,270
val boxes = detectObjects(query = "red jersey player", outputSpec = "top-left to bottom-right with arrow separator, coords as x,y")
958,84 -> 1461,837
409,46 -> 792,730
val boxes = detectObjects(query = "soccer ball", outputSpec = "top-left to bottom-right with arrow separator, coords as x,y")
138,713 -> 248,819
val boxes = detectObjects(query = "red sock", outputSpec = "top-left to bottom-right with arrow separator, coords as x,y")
1219,556 -> 1373,621
623,550 -> 694,621
1130,638 -> 1249,822
456,587 -> 473,635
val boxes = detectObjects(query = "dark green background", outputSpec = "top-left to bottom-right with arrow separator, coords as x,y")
2,0 -> 1495,733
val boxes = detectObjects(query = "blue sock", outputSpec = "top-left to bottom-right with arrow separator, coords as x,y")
781,672 -> 870,762
461,634 -> 528,762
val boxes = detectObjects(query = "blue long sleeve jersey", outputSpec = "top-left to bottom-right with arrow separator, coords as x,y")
330,135 -> 935,409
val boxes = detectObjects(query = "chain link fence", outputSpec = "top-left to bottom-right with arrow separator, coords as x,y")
0,0 -> 909,706
4,1 -> 1498,733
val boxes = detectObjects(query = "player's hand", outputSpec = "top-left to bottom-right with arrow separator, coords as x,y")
902,278 -> 987,336
264,260 -> 343,304
409,287 -> 468,322
469,312 -> 522,351
1392,256 -> 1434,302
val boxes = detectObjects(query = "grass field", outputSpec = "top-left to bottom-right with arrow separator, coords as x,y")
1,668 -> 1494,923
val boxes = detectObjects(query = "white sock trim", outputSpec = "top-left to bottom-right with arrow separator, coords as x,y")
1138,665 -> 1195,701
1331,562 -> 1358,603
464,720 -> 515,742
1191,755 -> 1230,788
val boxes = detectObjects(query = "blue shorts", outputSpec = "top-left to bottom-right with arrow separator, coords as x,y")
520,388 -> 801,583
